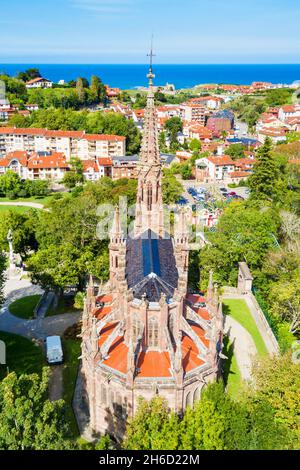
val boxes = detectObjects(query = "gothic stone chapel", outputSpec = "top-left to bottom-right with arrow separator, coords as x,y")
80,60 -> 224,439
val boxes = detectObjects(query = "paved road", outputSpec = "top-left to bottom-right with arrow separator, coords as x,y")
224,315 -> 257,381
0,201 -> 44,210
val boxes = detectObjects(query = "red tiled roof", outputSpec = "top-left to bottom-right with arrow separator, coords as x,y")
182,334 -> 205,373
207,155 -> 235,166
137,351 -> 172,377
27,152 -> 68,169
0,151 -> 28,167
98,157 -> 113,166
0,127 -> 125,142
26,77 -> 52,85
229,171 -> 249,178
103,336 -> 128,374
85,134 -> 125,142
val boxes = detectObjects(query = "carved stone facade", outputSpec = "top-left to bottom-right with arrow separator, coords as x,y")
81,63 -> 224,440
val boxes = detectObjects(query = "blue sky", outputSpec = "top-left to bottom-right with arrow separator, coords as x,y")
0,0 -> 299,63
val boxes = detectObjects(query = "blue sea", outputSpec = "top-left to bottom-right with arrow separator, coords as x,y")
1,64 -> 300,90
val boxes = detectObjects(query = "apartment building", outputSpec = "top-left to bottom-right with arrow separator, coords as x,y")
180,103 -> 206,125
0,127 -> 126,160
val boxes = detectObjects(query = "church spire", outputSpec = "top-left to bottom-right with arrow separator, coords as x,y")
134,43 -> 164,237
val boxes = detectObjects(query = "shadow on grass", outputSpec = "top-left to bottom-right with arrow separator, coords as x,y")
222,333 -> 236,388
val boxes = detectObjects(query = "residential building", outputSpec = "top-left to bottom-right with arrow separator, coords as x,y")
0,127 -> 126,160
187,96 -> 224,110
278,105 -> 300,122
0,151 -> 68,181
206,110 -> 234,133
257,127 -> 288,143
81,64 -> 223,440
180,103 -> 206,125
25,77 -> 53,89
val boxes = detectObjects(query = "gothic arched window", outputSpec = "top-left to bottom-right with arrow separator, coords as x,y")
185,391 -> 193,409
101,384 -> 107,406
148,317 -> 159,348
147,183 -> 153,211
132,315 -> 143,343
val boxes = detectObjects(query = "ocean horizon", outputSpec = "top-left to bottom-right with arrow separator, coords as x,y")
1,63 -> 300,90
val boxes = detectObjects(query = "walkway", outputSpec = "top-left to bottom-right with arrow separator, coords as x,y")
0,201 -> 44,210
224,315 -> 257,381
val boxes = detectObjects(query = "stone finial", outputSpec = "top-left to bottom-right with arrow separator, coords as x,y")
110,205 -> 123,242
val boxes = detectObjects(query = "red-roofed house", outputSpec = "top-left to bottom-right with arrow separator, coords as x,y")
25,77 -> 53,89
0,127 -> 126,160
278,104 -> 300,123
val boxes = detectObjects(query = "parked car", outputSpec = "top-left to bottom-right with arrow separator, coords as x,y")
46,336 -> 63,365
228,191 -> 237,196
177,196 -> 188,205
220,187 -> 227,192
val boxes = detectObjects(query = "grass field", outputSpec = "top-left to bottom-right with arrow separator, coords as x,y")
223,299 -> 268,356
0,194 -> 63,207
0,205 -> 37,214
222,336 -> 242,399
47,296 -> 80,317
62,339 -> 81,438
0,331 -> 44,379
9,295 -> 42,320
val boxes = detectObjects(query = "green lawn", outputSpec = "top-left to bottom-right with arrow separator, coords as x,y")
62,339 -> 81,438
223,299 -> 268,356
0,193 -> 64,207
0,331 -> 44,379
46,296 -> 80,317
9,295 -> 42,320
222,336 -> 242,399
0,205 -> 37,214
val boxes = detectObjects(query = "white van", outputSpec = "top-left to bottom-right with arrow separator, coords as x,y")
46,336 -> 63,364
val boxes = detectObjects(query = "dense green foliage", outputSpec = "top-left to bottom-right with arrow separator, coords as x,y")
0,369 -> 74,450
123,379 -> 295,450
0,171 -> 50,199
25,178 -> 137,292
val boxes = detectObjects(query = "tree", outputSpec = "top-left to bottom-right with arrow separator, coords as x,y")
248,138 -> 281,202
162,173 -> 183,204
0,369 -> 74,450
250,353 -> 300,446
226,143 -> 246,160
90,75 -> 106,104
0,210 -> 37,255
165,117 -> 183,151
62,172 -> 84,189
27,179 -> 137,292
76,77 -> 86,103
123,382 -> 291,450
265,88 -> 293,107
199,202 -> 280,286
189,139 -> 201,152
158,131 -> 168,152
0,171 -> 22,198
17,68 -> 41,82
123,396 -> 180,450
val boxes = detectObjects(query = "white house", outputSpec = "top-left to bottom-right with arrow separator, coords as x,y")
26,77 -> 53,89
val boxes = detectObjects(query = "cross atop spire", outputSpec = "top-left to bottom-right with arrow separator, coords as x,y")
147,35 -> 156,85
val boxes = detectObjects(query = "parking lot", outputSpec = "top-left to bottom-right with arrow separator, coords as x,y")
178,180 -> 249,208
